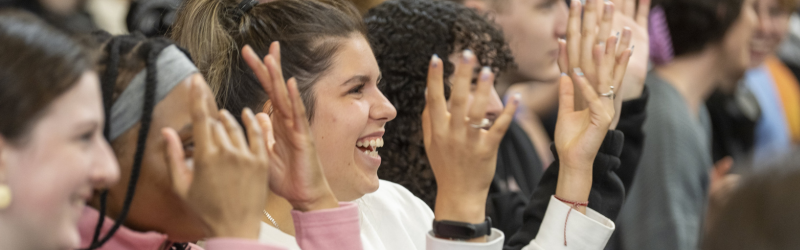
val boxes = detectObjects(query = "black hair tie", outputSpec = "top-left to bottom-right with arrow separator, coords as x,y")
232,0 -> 258,21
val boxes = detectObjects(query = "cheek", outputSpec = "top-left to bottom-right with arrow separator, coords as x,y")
310,100 -> 370,166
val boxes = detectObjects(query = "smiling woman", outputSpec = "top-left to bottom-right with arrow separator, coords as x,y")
0,10 -> 120,250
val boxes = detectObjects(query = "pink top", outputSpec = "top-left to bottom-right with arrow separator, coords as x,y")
78,202 -> 362,250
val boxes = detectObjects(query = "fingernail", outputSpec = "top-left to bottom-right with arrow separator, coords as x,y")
615,31 -> 620,38
481,66 -> 491,81
463,49 -> 473,63
604,2 -> 612,11
424,87 -> 428,96
573,68 -> 584,76
561,72 -> 568,77
630,45 -> 635,57
432,54 -> 439,68
558,38 -> 566,43
513,93 -> 521,104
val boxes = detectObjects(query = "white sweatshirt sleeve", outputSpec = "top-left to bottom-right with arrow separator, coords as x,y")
424,196 -> 615,250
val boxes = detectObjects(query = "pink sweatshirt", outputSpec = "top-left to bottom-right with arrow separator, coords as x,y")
78,202 -> 362,250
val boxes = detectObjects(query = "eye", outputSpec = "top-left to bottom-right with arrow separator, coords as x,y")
183,141 -> 195,158
536,0 -> 558,10
80,131 -> 94,142
348,83 -> 366,95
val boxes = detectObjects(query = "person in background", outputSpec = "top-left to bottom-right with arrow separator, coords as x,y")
0,10 -> 119,250
0,0 -> 96,33
616,0 -> 757,249
743,0 -> 800,164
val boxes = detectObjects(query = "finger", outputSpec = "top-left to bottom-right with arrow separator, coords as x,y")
242,45 -> 277,107
596,2 -> 614,45
613,48 -> 633,87
612,0 -> 625,15
212,121 -> 235,150
421,107 -> 433,149
264,53 -> 293,121
616,27 -> 633,58
567,0 -> 582,71
624,0 -> 636,17
242,108 -> 267,158
573,69 -> 600,104
162,128 -> 192,199
599,35 -> 619,92
450,50 -> 477,130
467,67 -> 494,134
219,109 -> 248,150
190,80 -> 214,153
426,54 -> 448,130
256,113 -> 276,150
287,77 -> 311,134
635,0 -> 651,27
488,93 -> 518,144
557,38 -> 569,73
580,0 -> 598,78
557,74 -> 576,115
575,70 -> 609,122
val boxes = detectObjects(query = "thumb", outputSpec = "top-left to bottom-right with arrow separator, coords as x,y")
256,113 -> 276,150
162,128 -> 193,199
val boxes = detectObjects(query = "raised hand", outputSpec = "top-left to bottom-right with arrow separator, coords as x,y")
162,77 -> 269,239
612,0 -> 651,102
559,0 -> 633,129
241,42 -> 338,212
552,71 -> 616,214
423,51 -> 518,227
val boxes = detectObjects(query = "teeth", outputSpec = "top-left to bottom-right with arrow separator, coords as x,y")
356,138 -> 385,148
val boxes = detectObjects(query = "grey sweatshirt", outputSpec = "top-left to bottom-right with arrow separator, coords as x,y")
617,71 -> 713,250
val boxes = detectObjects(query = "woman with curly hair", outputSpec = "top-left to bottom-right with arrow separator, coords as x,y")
365,0 -> 637,245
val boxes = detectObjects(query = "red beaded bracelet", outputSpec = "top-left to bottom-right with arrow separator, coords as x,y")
553,195 -> 589,246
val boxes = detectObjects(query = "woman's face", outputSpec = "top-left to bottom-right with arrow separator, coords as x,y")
104,74 -> 215,242
721,0 -> 758,76
490,0 -> 568,82
750,0 -> 792,67
309,35 -> 397,201
0,72 -> 119,250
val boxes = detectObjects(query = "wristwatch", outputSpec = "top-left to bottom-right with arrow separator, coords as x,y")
432,217 -> 492,240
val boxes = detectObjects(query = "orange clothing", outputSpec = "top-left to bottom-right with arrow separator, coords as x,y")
765,56 -> 800,143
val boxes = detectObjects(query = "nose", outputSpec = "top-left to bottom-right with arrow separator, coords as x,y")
89,138 -> 120,189
554,0 -> 569,38
485,86 -> 504,123
371,89 -> 397,124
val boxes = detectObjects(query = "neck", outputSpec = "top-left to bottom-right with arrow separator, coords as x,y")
264,190 -> 296,236
654,49 -> 728,115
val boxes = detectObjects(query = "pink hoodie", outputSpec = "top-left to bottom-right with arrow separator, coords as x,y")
78,202 -> 362,250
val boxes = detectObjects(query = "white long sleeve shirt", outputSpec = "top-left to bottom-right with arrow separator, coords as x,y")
259,180 -> 614,250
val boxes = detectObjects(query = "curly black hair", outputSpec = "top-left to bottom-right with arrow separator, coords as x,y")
365,0 -> 514,208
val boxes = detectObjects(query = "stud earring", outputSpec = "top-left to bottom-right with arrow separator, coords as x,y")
0,185 -> 11,209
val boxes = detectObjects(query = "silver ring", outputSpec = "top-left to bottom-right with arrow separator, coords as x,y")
469,118 -> 491,129
601,86 -> 615,99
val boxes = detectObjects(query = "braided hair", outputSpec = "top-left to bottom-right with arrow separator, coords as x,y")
84,32 -> 193,250
365,0 -> 514,208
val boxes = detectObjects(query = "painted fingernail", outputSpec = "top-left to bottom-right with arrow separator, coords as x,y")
561,72 -> 568,77
424,87 -> 428,96
630,45 -> 635,57
463,49 -> 473,63
481,66 -> 491,81
558,38 -> 566,43
573,68 -> 584,76
432,54 -> 440,68
615,31 -> 620,38
513,93 -> 521,104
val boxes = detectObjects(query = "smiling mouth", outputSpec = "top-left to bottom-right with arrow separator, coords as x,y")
356,138 -> 384,157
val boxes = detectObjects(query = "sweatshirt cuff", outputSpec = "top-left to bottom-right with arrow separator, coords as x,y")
291,202 -> 362,249
531,196 -> 615,250
599,130 -> 625,157
426,228 -> 504,250
204,238 -> 286,250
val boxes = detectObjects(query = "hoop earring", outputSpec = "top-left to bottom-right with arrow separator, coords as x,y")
0,185 -> 11,209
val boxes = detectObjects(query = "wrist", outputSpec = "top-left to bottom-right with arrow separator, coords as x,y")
556,162 -> 592,208
289,189 -> 339,212
434,190 -> 487,224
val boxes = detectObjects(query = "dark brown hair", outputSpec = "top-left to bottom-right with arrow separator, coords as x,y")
171,0 -> 365,122
0,10 -> 93,145
656,0 -> 747,57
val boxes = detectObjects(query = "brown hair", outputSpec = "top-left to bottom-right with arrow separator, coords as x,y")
0,10 -> 94,145
171,0 -> 365,122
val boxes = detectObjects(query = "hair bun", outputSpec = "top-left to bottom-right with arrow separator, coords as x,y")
649,6 -> 674,65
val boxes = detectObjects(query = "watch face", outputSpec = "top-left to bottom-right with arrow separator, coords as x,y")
436,223 -> 477,238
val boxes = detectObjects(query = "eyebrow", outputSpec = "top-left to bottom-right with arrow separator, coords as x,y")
341,75 -> 372,87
